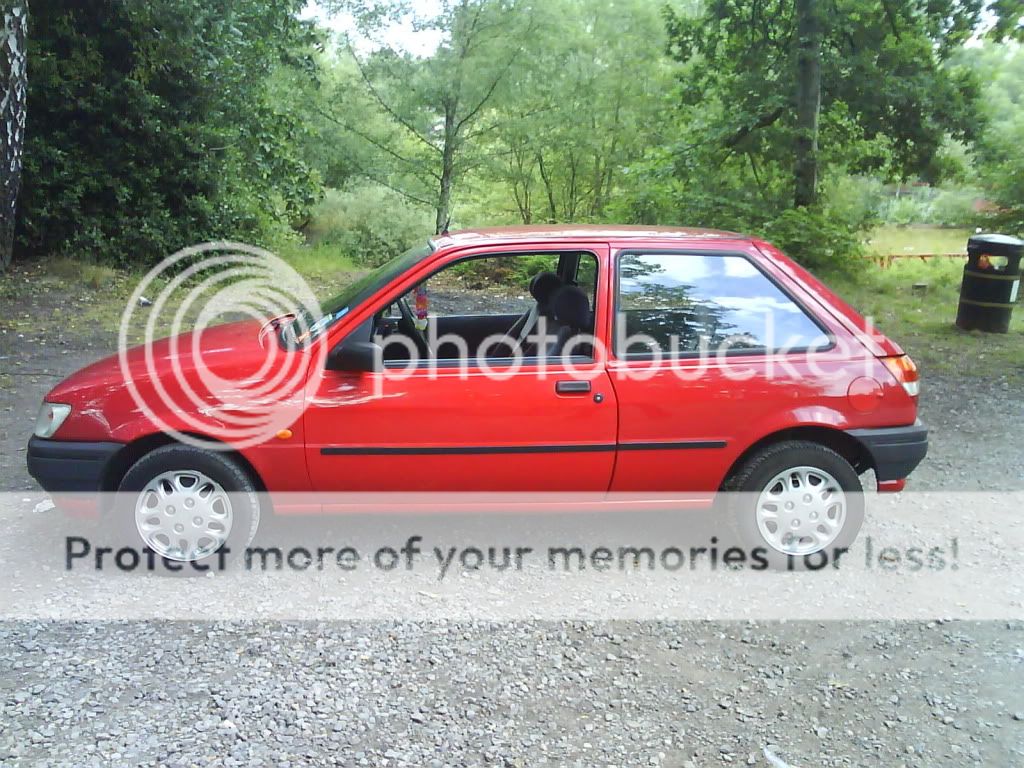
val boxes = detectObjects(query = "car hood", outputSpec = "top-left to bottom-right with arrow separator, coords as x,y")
47,319 -> 278,400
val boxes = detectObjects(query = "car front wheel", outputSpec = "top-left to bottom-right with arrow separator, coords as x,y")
724,440 -> 864,570
114,444 -> 261,573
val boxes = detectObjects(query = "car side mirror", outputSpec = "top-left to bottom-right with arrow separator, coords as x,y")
326,339 -> 382,373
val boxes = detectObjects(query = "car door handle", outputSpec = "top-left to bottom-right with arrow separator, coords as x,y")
555,380 -> 591,394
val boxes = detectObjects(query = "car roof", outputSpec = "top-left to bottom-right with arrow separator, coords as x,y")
431,224 -> 751,248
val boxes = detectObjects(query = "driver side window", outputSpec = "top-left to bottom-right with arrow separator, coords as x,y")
376,251 -> 598,364
406,253 -> 558,316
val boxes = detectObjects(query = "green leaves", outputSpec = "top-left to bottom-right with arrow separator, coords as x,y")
17,0 -> 322,266
663,0 -> 992,186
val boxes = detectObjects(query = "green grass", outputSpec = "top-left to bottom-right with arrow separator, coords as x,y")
864,226 -> 975,256
46,257 -> 120,289
277,241 -> 359,293
0,241 -> 363,344
850,226 -> 1023,381
832,257 -> 1023,379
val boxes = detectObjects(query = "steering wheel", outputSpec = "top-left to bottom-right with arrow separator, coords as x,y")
396,296 -> 431,359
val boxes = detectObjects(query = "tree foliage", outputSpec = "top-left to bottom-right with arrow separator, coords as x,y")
481,0 -> 673,224
964,42 -> 1024,233
16,0 -> 322,266
7,0 -> 1024,274
324,0 -> 538,233
600,0 -> 1024,268
663,0 -> 996,192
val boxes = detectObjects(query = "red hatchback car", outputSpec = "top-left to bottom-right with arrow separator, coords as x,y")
28,226 -> 927,567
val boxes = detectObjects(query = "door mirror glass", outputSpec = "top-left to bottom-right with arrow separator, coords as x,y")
326,339 -> 382,373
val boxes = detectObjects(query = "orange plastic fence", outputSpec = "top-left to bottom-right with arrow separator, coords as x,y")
870,253 -> 965,269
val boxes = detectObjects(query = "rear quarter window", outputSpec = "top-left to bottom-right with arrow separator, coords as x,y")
616,252 -> 830,356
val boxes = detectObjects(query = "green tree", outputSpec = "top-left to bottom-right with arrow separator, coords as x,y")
482,0 -> 673,224
662,0 -> 1017,209
793,0 -> 822,207
323,0 -> 538,233
967,42 -> 1024,234
16,0 -> 322,266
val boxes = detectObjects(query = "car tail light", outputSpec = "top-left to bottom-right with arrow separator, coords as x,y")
880,355 -> 919,397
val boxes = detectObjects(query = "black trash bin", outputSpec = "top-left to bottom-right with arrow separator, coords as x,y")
955,233 -> 1023,334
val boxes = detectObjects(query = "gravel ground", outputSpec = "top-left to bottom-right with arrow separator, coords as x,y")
2,620 -> 1022,767
1,281 -> 1023,766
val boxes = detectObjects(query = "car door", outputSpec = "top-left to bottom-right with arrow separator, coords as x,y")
303,243 -> 618,494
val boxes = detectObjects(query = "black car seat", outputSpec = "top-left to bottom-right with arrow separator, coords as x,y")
544,285 -> 591,358
508,271 -> 563,351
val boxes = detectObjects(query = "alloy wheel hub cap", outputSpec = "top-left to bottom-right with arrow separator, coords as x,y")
135,470 -> 233,561
755,466 -> 846,556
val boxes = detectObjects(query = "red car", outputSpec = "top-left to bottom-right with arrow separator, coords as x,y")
28,226 -> 926,567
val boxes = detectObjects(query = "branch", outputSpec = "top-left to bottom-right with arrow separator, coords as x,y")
455,0 -> 486,58
880,0 -> 902,40
346,39 -> 441,156
456,52 -> 516,132
463,103 -> 554,142
723,106 -> 786,148
316,106 -> 441,180
456,17 -> 537,132
353,167 -> 436,208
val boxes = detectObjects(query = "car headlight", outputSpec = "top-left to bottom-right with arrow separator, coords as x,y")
34,402 -> 72,438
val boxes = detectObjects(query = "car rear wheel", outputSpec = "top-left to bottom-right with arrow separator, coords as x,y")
723,440 -> 864,570
114,444 -> 261,574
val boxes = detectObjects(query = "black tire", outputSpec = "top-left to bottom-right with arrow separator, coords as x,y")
722,440 -> 864,571
112,444 -> 261,576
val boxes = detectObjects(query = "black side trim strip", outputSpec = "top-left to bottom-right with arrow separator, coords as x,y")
618,440 -> 727,451
322,445 -> 609,456
320,440 -> 726,456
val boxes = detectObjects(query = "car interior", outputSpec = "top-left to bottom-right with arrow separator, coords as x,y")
373,251 -> 598,363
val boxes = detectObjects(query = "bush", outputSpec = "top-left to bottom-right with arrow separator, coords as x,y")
878,195 -> 932,227
16,0 -> 320,267
306,186 -> 434,267
929,187 -> 983,228
873,185 -> 983,229
760,207 -> 864,275
823,175 -> 885,231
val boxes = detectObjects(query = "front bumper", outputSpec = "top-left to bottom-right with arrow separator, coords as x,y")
26,436 -> 124,493
847,422 -> 928,482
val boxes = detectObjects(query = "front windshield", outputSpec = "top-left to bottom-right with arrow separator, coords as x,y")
286,242 -> 434,345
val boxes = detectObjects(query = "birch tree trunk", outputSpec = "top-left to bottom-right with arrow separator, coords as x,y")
0,2 -> 28,271
436,100 -> 457,235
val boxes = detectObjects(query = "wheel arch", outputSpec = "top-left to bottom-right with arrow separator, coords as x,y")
720,425 -> 874,491
101,432 -> 267,494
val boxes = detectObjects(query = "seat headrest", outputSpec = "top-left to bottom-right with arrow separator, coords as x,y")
551,285 -> 590,329
529,271 -> 562,304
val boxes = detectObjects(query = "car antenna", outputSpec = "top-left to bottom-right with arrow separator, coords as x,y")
440,217 -> 451,236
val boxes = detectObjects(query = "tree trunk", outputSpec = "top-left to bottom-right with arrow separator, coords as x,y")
510,145 -> 532,224
0,2 -> 28,271
793,0 -> 821,208
536,150 -> 557,223
435,102 -> 456,235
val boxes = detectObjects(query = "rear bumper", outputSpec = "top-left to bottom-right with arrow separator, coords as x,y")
26,436 -> 123,493
847,422 -> 928,482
